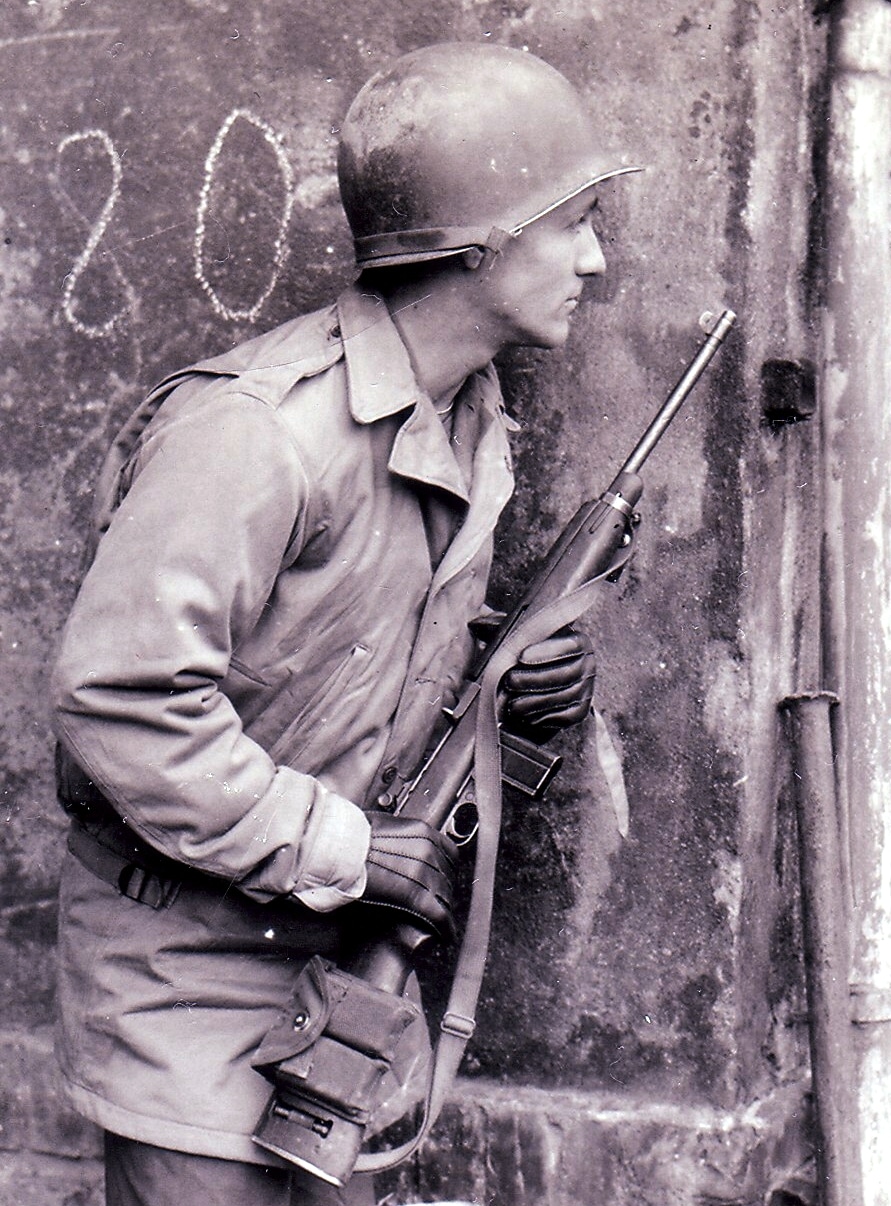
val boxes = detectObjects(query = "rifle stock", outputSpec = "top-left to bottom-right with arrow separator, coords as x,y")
251,308 -> 737,1185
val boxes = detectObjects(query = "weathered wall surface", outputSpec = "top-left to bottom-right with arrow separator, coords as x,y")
0,1 -> 828,1202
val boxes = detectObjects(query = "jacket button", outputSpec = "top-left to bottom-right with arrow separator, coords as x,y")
381,765 -> 398,785
293,1011 -> 310,1030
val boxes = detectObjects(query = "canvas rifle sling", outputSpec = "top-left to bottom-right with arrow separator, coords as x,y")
356,547 -> 631,1174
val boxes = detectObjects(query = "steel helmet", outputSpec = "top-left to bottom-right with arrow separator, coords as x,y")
338,42 -> 640,269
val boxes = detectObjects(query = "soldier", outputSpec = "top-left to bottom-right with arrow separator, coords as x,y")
51,42 -> 633,1206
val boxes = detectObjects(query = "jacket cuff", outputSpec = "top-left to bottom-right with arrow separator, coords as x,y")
292,788 -> 371,912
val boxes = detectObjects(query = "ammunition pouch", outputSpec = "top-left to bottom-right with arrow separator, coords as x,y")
251,955 -> 420,1184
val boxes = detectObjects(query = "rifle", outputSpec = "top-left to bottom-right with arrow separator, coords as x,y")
251,308 -> 737,1186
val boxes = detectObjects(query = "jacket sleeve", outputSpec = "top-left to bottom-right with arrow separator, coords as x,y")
51,390 -> 370,910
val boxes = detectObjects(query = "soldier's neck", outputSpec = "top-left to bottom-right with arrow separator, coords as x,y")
383,275 -> 499,402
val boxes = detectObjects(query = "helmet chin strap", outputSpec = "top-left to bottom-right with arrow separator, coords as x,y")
352,166 -> 644,271
353,224 -> 513,269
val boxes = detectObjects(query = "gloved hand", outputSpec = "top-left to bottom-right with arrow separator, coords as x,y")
502,625 -> 596,738
362,813 -> 458,942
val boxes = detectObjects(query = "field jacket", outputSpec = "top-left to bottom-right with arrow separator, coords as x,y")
51,284 -> 517,1160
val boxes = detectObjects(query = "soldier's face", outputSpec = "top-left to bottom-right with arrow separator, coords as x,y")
479,191 -> 607,350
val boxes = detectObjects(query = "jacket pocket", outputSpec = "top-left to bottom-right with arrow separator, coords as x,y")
223,656 -> 287,731
267,643 -> 372,769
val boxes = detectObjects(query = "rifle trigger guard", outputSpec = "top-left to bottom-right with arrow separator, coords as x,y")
442,789 -> 478,846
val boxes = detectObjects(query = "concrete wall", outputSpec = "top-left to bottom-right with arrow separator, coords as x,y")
0,1 -> 829,1202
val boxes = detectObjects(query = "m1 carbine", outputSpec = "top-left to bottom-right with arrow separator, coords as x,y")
251,308 -> 737,1186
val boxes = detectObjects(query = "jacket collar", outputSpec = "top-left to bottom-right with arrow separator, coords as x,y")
337,285 -> 514,503
144,284 -> 513,507
337,286 -> 420,424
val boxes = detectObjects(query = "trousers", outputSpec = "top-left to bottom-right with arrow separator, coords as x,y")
103,1133 -> 378,1206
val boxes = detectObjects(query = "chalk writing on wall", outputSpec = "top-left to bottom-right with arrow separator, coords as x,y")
194,108 -> 296,324
54,108 -> 301,337
56,129 -> 136,339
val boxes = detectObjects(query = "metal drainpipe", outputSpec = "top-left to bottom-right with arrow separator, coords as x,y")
781,693 -> 862,1206
821,1 -> 891,1202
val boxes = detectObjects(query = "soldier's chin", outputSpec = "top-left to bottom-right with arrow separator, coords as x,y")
512,320 -> 572,351
539,321 -> 573,350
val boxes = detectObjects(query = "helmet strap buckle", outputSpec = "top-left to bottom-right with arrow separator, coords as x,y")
464,227 -> 514,273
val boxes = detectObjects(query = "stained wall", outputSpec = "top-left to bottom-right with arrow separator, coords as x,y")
0,2 -> 827,1201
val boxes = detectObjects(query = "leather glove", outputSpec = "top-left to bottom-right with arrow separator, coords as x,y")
362,812 -> 458,942
502,625 -> 596,737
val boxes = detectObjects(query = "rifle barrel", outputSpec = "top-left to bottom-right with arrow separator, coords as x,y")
622,309 -> 736,476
